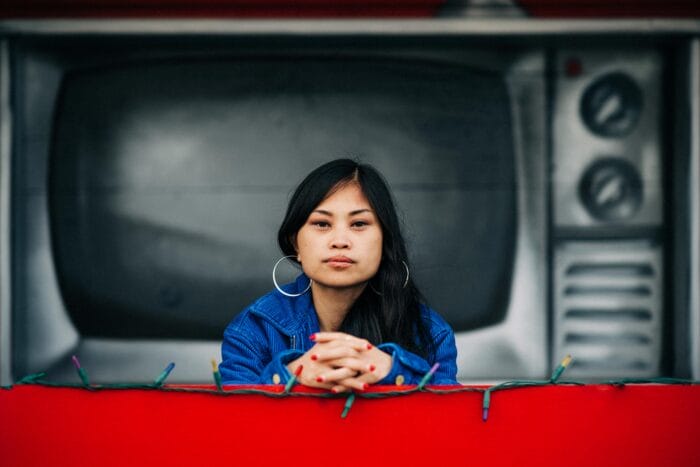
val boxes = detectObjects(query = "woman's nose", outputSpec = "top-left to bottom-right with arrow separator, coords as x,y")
330,229 -> 351,249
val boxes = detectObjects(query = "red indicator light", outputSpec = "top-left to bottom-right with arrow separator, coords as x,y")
565,58 -> 583,77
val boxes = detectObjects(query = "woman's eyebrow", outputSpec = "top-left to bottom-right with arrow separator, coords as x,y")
311,209 -> 333,216
349,209 -> 373,216
311,208 -> 373,216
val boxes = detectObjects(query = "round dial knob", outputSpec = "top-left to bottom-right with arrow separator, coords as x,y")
578,158 -> 643,222
580,72 -> 643,138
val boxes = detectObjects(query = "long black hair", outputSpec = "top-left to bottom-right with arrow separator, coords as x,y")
278,159 -> 435,362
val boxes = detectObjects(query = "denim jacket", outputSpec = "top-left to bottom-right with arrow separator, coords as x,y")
220,274 -> 459,386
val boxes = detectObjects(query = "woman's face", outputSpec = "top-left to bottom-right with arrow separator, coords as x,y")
295,182 -> 383,290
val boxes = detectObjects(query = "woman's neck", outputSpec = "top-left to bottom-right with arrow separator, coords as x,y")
310,282 -> 366,332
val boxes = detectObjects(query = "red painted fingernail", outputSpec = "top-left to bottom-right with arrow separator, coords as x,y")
309,333 -> 317,341
362,383 -> 369,391
331,388 -> 339,394
316,376 -> 324,383
310,354 -> 318,361
366,343 -> 373,350
294,365 -> 304,376
369,365 -> 376,372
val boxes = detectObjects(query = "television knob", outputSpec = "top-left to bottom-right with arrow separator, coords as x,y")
578,158 -> 643,222
580,72 -> 643,138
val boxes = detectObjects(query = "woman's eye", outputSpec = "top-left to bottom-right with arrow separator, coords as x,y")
352,221 -> 368,228
312,221 -> 330,229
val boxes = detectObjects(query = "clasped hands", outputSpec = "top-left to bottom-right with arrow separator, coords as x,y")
287,332 -> 392,393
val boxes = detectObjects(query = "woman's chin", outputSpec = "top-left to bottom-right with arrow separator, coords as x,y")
311,276 -> 371,291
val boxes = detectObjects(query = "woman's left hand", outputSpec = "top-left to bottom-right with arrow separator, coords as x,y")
310,332 -> 392,393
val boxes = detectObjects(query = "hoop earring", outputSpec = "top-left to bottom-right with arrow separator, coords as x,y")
272,255 -> 312,298
369,261 -> 410,295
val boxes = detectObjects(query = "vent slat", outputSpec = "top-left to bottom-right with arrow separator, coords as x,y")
565,263 -> 654,277
571,359 -> 650,371
564,285 -> 652,297
565,308 -> 652,321
565,332 -> 651,345
560,297 -> 658,309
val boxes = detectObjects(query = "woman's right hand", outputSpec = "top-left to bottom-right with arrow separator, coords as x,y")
287,343 -> 366,392
286,352 -> 360,392
286,334 -> 371,392
286,332 -> 389,392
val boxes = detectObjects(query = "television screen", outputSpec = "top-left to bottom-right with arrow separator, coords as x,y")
49,57 -> 516,341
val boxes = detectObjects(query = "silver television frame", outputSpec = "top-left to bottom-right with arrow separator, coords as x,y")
0,19 -> 698,385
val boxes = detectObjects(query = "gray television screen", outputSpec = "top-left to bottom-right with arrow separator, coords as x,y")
48,57 -> 516,340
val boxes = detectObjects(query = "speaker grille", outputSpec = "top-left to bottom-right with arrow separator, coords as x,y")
553,241 -> 662,378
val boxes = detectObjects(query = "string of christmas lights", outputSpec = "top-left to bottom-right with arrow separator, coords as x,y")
482,355 -> 580,422
2,354 -> 698,420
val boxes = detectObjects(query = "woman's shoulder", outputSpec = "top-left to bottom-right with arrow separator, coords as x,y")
226,290 -> 290,328
247,288 -> 291,314
419,304 -> 454,334
225,279 -> 309,336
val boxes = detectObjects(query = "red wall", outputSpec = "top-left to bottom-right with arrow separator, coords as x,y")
2,384 -> 699,466
518,0 -> 700,18
0,0 -> 442,18
1,0 -> 699,18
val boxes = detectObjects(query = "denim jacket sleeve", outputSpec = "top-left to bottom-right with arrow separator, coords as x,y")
219,311 -> 303,385
376,309 -> 458,385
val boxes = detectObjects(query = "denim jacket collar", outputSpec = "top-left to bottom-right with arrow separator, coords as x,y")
248,274 -> 318,337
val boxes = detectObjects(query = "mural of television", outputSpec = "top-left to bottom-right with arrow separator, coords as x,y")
0,19 -> 698,383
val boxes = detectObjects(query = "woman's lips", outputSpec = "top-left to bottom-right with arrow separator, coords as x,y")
325,256 -> 354,268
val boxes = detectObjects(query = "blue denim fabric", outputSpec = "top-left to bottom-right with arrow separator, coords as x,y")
220,274 -> 459,385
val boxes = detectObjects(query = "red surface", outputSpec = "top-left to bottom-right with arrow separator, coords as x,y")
2,0 -> 700,18
0,0 -> 442,18
517,0 -> 700,18
1,384 -> 699,466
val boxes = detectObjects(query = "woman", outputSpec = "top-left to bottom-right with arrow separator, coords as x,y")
220,159 -> 458,391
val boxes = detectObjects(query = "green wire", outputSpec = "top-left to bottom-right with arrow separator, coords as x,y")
213,371 -> 223,392
550,355 -> 573,383
482,390 -> 490,421
481,356 -> 574,422
417,363 -> 440,390
340,393 -> 356,418
9,376 -> 697,396
18,372 -> 47,384
154,363 -> 175,387
283,375 -> 297,394
605,377 -> 698,386
77,368 -> 90,387
6,366 -> 699,425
